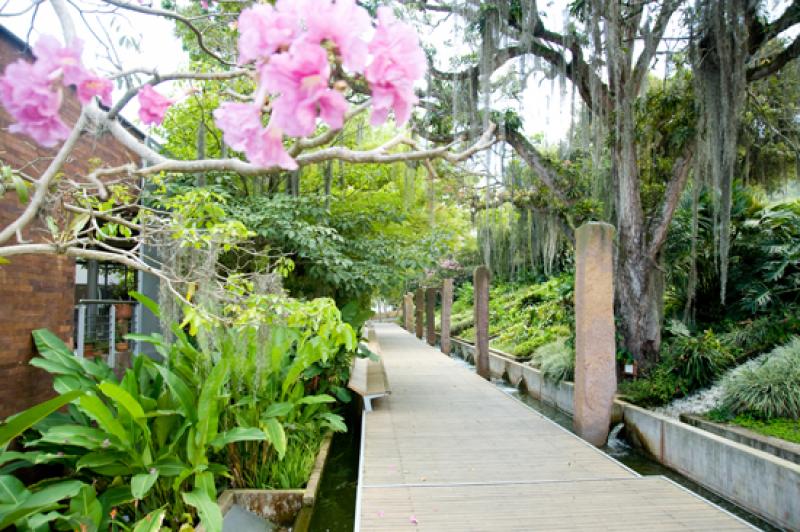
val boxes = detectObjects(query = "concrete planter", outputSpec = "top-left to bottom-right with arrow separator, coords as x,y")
680,413 -> 800,465
203,433 -> 332,531
621,402 -> 800,530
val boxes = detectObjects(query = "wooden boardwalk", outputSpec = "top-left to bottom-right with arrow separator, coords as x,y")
355,323 -> 754,531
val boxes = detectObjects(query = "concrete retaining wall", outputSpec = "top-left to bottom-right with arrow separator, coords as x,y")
445,334 -> 800,529
622,403 -> 800,530
681,414 -> 800,465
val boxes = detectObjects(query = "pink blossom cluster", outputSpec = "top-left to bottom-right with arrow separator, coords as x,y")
138,85 -> 174,126
0,36 -> 112,147
215,0 -> 426,170
438,258 -> 461,271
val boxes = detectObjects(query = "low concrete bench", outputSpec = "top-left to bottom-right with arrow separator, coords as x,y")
347,328 -> 390,412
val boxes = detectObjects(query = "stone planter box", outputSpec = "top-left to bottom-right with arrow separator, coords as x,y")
680,413 -> 800,465
201,433 -> 333,531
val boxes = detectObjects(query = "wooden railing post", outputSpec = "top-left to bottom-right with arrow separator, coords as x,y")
440,278 -> 454,355
474,265 -> 490,379
573,222 -> 617,446
425,287 -> 437,346
403,292 -> 414,332
414,287 -> 424,339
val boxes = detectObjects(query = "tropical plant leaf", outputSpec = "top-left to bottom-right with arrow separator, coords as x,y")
209,427 -> 266,451
259,402 -> 294,418
0,480 -> 84,529
297,394 -> 336,405
153,364 -> 197,420
320,412 -> 347,432
0,390 -> 84,449
98,382 -> 147,427
68,484 -> 102,530
78,393 -> 130,447
131,507 -> 167,532
260,418 -> 287,459
182,487 -> 222,532
129,291 -> 160,319
0,474 -> 28,505
131,471 -> 159,500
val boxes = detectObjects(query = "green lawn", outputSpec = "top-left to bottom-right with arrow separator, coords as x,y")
730,415 -> 800,445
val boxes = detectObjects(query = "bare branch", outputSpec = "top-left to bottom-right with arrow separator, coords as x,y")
100,0 -> 235,66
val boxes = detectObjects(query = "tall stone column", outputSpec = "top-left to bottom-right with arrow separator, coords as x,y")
440,278 -> 454,355
403,293 -> 414,332
474,266 -> 490,379
414,288 -> 424,339
425,287 -> 437,346
573,222 -> 617,446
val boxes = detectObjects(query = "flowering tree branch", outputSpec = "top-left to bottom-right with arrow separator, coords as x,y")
0,0 -> 498,294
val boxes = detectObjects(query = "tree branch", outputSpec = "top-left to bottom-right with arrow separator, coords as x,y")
100,0 -> 235,66
648,144 -> 694,261
502,126 -> 573,206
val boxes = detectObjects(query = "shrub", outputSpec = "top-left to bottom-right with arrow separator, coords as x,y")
531,339 -> 574,383
720,337 -> 800,419
617,365 -> 689,407
664,322 -> 734,391
511,336 -> 549,358
450,316 -> 474,337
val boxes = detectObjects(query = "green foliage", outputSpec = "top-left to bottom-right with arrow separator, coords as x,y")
617,366 -> 689,408
720,337 -> 800,419
530,339 -> 575,384
0,293 -> 357,531
663,322 -> 735,390
442,276 -> 574,361
714,414 -> 800,444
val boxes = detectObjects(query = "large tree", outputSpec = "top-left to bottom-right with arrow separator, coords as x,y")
409,0 -> 800,370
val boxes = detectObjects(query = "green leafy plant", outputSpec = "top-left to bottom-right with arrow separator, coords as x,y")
720,337 -> 800,419
663,322 -> 734,390
617,365 -> 689,407
530,338 -> 575,383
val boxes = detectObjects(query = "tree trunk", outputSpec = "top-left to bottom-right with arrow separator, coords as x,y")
615,241 -> 664,372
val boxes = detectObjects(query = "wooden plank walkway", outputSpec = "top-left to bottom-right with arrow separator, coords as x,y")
355,323 -> 754,531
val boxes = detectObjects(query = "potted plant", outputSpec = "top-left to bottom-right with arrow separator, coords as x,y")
114,301 -> 133,320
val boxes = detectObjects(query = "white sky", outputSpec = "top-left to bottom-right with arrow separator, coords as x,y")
1,0 -> 188,126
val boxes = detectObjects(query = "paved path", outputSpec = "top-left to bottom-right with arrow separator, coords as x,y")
356,323 -> 753,531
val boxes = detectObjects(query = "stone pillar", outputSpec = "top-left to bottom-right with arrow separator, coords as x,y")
474,265 -> 490,380
573,222 -> 617,447
414,288 -> 424,339
425,287 -> 437,346
403,293 -> 414,332
440,278 -> 454,355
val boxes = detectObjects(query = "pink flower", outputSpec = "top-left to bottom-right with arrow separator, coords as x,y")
365,7 -> 426,126
237,1 -> 300,65
409,515 -> 418,525
304,0 -> 371,72
77,76 -> 113,106
0,59 -> 69,147
248,125 -> 297,170
213,101 -> 297,170
137,84 -> 173,125
262,41 -> 346,136
33,35 -> 87,86
213,101 -> 263,153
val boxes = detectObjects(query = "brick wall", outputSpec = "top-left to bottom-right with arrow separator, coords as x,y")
0,28 -> 141,417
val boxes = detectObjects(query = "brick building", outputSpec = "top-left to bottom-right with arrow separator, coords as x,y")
0,26 -> 145,417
